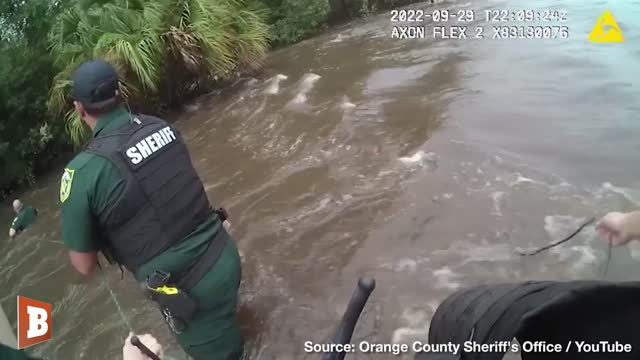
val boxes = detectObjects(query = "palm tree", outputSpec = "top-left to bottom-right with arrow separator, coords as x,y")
48,0 -> 270,145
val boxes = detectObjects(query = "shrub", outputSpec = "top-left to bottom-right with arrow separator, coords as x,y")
263,0 -> 330,47
48,0 -> 271,145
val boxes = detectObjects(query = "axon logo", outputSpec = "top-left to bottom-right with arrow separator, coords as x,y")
17,296 -> 52,349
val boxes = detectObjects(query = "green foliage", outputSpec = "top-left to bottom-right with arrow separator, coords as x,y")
0,0 -> 69,197
0,0 -> 69,45
48,0 -> 271,145
353,0 -> 419,17
263,0 -> 330,46
356,0 -> 377,17
0,45 -> 56,193
0,0 -> 424,198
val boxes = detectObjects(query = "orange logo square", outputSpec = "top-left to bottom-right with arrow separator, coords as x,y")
17,296 -> 52,349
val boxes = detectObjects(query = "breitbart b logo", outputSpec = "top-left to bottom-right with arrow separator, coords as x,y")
17,296 -> 52,349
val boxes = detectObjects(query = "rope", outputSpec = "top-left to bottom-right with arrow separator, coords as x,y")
35,240 -> 166,357
98,262 -> 133,331
515,216 -> 613,277
602,240 -> 613,277
516,217 -> 597,256
99,262 -> 170,358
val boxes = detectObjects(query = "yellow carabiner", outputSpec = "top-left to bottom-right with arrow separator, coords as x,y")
155,285 -> 179,295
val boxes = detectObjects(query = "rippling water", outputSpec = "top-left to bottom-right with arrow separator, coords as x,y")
1,0 -> 640,358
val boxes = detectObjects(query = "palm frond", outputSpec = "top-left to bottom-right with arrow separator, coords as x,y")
63,109 -> 90,146
48,0 -> 271,144
233,9 -> 270,67
111,37 -> 161,91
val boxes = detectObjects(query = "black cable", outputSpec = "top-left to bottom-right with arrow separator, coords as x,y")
516,216 -> 615,277
602,240 -> 612,277
516,217 -> 597,256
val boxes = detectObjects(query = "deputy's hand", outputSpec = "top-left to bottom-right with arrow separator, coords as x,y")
596,212 -> 634,246
223,220 -> 232,232
122,332 -> 163,360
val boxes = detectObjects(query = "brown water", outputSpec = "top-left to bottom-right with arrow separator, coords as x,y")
2,0 -> 640,358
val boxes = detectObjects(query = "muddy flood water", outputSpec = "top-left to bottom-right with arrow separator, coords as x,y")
1,0 -> 639,358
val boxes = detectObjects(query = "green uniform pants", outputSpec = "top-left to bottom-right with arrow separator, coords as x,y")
174,233 -> 244,360
0,344 -> 39,360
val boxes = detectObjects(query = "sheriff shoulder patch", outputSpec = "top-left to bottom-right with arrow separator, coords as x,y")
60,168 -> 75,203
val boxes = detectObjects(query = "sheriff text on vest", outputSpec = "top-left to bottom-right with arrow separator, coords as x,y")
126,126 -> 177,165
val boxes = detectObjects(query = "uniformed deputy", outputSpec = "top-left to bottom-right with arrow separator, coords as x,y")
8,199 -> 38,239
59,59 -> 244,359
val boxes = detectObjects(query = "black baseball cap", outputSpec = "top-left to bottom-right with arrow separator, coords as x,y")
71,59 -> 120,105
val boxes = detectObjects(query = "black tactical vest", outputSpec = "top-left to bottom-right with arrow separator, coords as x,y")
85,114 -> 211,273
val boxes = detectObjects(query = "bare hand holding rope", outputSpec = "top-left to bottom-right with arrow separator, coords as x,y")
515,211 -> 640,278
595,211 -> 640,246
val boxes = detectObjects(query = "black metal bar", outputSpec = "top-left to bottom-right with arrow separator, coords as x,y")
322,277 -> 376,360
130,335 -> 162,360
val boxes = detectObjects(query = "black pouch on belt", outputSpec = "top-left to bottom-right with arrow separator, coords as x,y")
146,217 -> 229,330
146,270 -> 198,322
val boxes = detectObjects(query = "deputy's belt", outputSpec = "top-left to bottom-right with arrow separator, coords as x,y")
174,207 -> 229,291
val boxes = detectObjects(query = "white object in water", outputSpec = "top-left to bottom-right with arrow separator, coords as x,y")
391,326 -> 429,345
303,73 -> 321,82
341,102 -> 356,109
292,93 -> 308,104
291,73 -> 322,104
399,150 -> 426,164
184,103 -> 200,112
264,74 -> 288,95
340,96 -> 356,109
